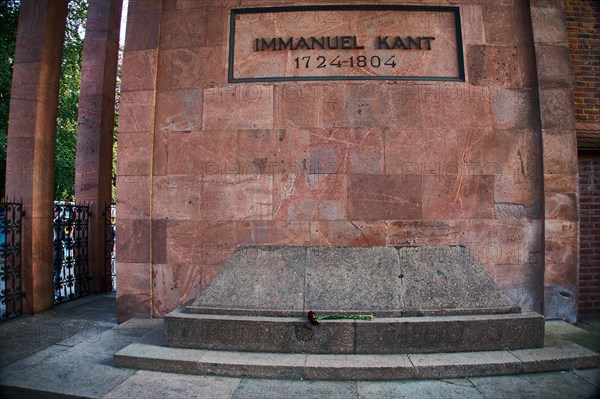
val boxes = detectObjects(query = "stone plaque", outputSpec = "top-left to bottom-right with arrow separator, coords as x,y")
229,5 -> 464,82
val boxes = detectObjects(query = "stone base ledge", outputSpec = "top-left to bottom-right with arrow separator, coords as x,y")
114,343 -> 600,381
165,307 -> 545,354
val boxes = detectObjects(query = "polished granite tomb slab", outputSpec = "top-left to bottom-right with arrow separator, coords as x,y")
186,246 -> 520,317
166,246 -> 543,354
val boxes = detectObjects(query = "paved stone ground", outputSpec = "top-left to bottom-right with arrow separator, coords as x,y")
0,294 -> 598,399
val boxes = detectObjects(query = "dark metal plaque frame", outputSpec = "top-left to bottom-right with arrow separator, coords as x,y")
228,5 -> 465,83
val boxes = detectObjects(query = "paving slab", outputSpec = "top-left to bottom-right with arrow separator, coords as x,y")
0,316 -> 115,368
231,378 -> 358,399
471,370 -> 600,399
573,368 -> 600,388
0,345 -> 70,378
546,320 -> 600,353
510,343 -> 600,372
305,354 -> 413,380
408,351 -> 522,379
1,350 -> 135,398
104,370 -> 240,399
357,379 -> 485,399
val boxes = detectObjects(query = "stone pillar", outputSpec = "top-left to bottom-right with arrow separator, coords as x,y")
74,0 -> 123,293
115,0 -> 162,321
529,1 -> 579,322
5,0 -> 68,314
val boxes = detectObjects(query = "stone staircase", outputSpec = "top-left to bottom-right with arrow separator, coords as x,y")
114,246 -> 599,379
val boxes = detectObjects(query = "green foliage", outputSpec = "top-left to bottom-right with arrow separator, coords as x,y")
55,0 -> 88,201
0,0 -> 89,201
0,0 -> 20,200
1,0 -> 120,203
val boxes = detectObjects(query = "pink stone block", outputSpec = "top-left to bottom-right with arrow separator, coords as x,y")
422,175 -> 494,220
458,129 -> 536,175
309,128 -> 384,174
274,84 -> 348,129
166,130 -> 238,175
152,175 -> 202,220
124,9 -> 160,51
467,45 -> 522,88
386,220 -> 462,247
121,50 -> 157,91
535,45 -> 573,88
482,4 -> 530,46
118,91 -> 155,133
385,129 -> 459,175
461,4 -> 485,45
116,262 -> 152,322
116,219 -> 151,263
492,263 -> 542,311
156,49 -> 173,90
538,88 -> 576,131
166,221 -> 237,266
490,88 -> 539,130
170,46 -> 227,89
457,220 -> 543,268
420,85 -> 491,129
530,6 -> 568,45
346,84 -> 421,129
116,175 -> 151,219
6,98 -> 37,138
542,130 -> 578,175
203,85 -> 274,130
156,89 -> 203,133
236,129 -> 310,174
159,9 -> 206,49
272,173 -> 347,221
347,174 -> 422,220
152,263 -> 216,316
236,220 -> 311,246
544,192 -> 577,221
116,132 -> 153,176
200,175 -> 273,220
494,172 -> 542,207
545,238 -> 577,285
309,221 -> 386,246
544,174 -> 577,193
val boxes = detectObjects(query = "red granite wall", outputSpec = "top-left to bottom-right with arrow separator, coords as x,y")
116,0 -> 556,320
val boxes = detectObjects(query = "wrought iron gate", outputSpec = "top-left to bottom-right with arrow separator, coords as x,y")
53,203 -> 90,303
0,202 -> 24,321
104,204 -> 116,291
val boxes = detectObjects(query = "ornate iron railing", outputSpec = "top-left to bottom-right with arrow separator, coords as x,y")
104,204 -> 116,291
53,203 -> 90,303
0,202 -> 24,321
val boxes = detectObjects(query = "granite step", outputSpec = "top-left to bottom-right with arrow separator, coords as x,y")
114,343 -> 600,381
165,308 -> 545,354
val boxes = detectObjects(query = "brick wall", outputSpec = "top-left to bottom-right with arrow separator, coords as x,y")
565,0 -> 600,315
565,0 -> 600,123
578,153 -> 600,314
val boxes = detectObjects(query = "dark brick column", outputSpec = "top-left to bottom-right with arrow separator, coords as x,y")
74,0 -> 123,293
5,0 -> 68,314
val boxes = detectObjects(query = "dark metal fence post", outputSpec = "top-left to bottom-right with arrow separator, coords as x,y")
53,202 -> 90,303
104,204 -> 116,291
0,202 -> 24,321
